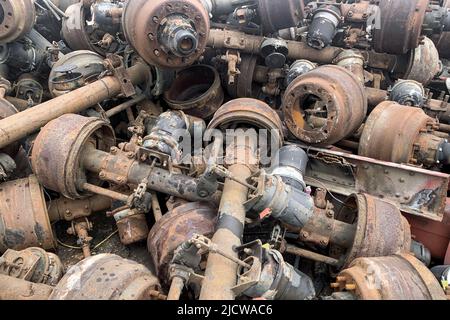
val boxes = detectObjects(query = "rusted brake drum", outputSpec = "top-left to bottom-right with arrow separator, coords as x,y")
330,193 -> 411,268
257,0 -> 305,34
49,50 -> 106,97
207,98 -> 285,149
403,37 -> 441,86
373,0 -> 429,55
148,202 -> 217,285
0,247 -> 64,286
333,254 -> 447,300
122,0 -> 210,69
49,254 -> 162,300
61,3 -> 92,52
0,175 -> 56,252
0,274 -> 53,300
31,114 -> 116,199
283,65 -> 367,146
164,64 -> 224,119
359,101 -> 438,165
0,0 -> 36,44
226,55 -> 258,99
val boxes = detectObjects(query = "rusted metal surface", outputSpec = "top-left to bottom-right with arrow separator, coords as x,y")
333,254 -> 447,300
48,50 -> 105,97
0,247 -> 64,286
207,28 -> 398,70
164,65 -> 224,119
404,36 -> 441,85
373,0 -> 429,54
80,146 -> 222,203
1,0 -> 449,301
123,0 -> 210,69
115,210 -> 149,245
298,143 -> 450,222
0,274 -> 53,300
61,3 -> 94,52
47,194 -> 112,222
283,65 -> 367,146
330,194 -> 411,268
0,62 -> 148,151
285,244 -> 340,267
0,175 -> 55,252
200,154 -> 256,300
207,98 -> 284,148
226,54 -> 258,99
31,114 -> 116,199
0,0 -> 36,44
49,254 -> 162,300
201,98 -> 272,300
359,101 -> 438,165
405,212 -> 450,260
148,202 -> 217,284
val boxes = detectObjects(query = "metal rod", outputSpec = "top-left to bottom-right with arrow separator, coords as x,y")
106,95 -> 146,118
285,244 -> 340,267
200,137 -> 258,300
0,62 -> 149,150
82,148 -> 222,203
151,192 -> 163,221
82,183 -> 129,202
167,276 -> 185,300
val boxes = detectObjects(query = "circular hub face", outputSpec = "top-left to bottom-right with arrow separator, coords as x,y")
283,65 -> 366,146
123,0 -> 210,69
284,83 -> 336,144
0,0 -> 35,44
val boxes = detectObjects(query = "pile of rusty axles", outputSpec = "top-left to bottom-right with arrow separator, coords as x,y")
0,0 -> 448,301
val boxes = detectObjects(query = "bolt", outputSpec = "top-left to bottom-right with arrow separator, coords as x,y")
345,284 -> 356,291
99,171 -> 106,179
301,231 -> 309,239
110,147 -> 118,154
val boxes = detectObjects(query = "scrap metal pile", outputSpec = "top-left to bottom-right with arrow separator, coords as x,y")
0,0 -> 449,301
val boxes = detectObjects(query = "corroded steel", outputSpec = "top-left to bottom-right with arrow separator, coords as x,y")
334,254 -> 447,300
31,114 -> 116,199
283,65 -> 367,146
148,202 -> 217,284
49,254 -> 162,300
0,175 -> 55,252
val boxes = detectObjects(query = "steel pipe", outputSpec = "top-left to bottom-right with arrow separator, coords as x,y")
0,62 -> 149,150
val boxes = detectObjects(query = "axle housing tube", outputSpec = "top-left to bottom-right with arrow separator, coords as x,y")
0,62 -> 149,150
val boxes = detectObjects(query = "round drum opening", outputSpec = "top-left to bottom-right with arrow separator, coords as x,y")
166,65 -> 216,103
